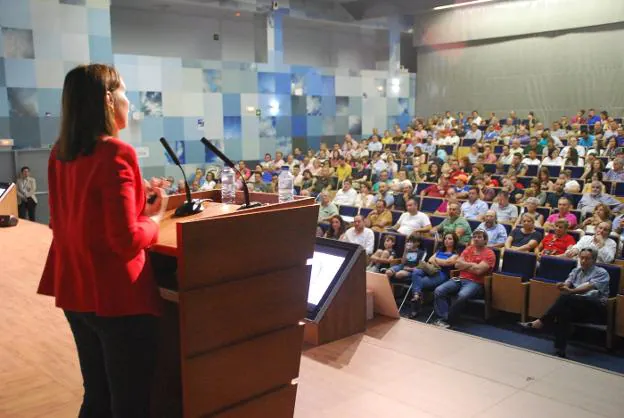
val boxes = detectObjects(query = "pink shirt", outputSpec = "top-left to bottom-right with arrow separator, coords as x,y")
546,212 -> 577,228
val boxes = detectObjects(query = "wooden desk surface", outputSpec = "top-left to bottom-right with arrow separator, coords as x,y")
153,201 -> 240,255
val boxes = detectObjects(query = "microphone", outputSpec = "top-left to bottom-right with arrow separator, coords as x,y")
159,137 -> 203,217
200,137 -> 262,210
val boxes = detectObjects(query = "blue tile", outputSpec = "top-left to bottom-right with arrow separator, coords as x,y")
184,140 -> 205,164
275,73 -> 291,95
37,89 -> 62,117
321,97 -> 336,117
0,117 -> 9,138
306,136 -> 321,151
87,8 -> 111,37
336,96 -> 349,116
224,137 -> 242,161
89,35 -> 113,64
335,116 -> 348,135
275,116 -> 291,137
321,76 -> 335,96
292,115 -> 306,136
140,118 -> 164,142
0,87 -> 7,117
223,116 -> 242,140
348,96 -> 362,115
307,116 -> 323,136
257,72 -> 276,94
183,117 -> 204,140
0,29 -> 4,57
0,0 -> 32,29
304,72 -> 322,96
222,94 -> 241,117
39,117 -> 61,146
306,96 -> 322,116
0,58 -> 4,86
348,115 -> 362,135
10,116 -> 41,148
126,91 -> 140,113
163,117 -> 184,142
4,59 -> 36,88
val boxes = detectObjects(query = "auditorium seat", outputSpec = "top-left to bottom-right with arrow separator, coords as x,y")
565,166 -> 584,179
430,215 -> 445,227
546,166 -> 562,177
415,182 -> 434,195
360,207 -> 373,218
491,250 -> 538,321
338,205 -> 358,223
527,256 -> 577,319
420,197 -> 443,213
570,263 -> 622,349
613,182 -> 624,197
526,165 -> 539,177
391,210 -> 402,225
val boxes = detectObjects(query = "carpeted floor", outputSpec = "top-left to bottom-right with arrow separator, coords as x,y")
399,302 -> 624,375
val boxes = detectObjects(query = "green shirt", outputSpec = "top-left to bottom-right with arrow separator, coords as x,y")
439,216 -> 472,245
318,203 -> 339,222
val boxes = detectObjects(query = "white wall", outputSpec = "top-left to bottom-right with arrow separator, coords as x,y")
110,7 -> 259,62
282,17 -> 389,69
110,7 -> 390,69
413,0 -> 624,46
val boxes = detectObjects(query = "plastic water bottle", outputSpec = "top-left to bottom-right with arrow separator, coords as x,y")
221,166 -> 236,204
278,165 -> 294,203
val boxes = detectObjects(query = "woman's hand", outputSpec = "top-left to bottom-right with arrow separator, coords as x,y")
143,187 -> 168,222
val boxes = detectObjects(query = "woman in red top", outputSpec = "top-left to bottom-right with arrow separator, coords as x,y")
536,218 -> 576,257
38,64 -> 166,418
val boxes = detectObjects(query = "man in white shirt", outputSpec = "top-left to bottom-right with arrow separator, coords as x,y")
342,215 -> 375,255
443,111 -> 455,127
273,151 -> 286,170
368,135 -> 383,152
560,136 -> 585,158
461,187 -> 489,221
471,110 -> 482,126
333,179 -> 358,206
390,198 -> 432,236
464,123 -> 483,141
522,149 -> 542,165
498,146 -> 514,164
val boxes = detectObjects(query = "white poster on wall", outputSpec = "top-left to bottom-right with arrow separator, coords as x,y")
135,146 -> 150,159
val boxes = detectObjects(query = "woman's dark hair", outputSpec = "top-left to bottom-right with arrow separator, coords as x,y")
442,232 -> 459,253
206,172 -> 215,181
538,166 -> 550,183
406,233 -> 423,246
325,215 -> 346,239
57,64 -> 121,161
566,148 -> 579,165
20,166 -> 30,173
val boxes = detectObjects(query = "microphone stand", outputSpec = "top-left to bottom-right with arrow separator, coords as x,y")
159,137 -> 204,217
200,138 -> 263,210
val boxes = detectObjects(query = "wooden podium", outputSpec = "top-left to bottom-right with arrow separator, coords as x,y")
149,190 -> 318,418
0,182 -> 18,217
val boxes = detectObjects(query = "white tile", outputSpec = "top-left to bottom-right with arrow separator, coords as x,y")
239,93 -> 258,115
475,391 -> 604,418
203,93 -> 223,140
61,34 -> 89,62
182,68 -> 203,93
162,91 -> 184,117
60,4 -> 87,34
30,0 -> 61,33
334,75 -> 350,96
524,362 -> 624,418
321,392 -> 436,418
35,60 -> 64,89
183,93 -> 203,117
137,65 -> 162,91
161,65 -> 182,91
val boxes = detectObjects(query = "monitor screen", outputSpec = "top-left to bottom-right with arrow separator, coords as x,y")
306,239 -> 359,319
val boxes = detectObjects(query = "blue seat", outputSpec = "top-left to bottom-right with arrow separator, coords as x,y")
613,182 -> 624,197
517,176 -> 532,188
318,222 -> 330,233
415,182 -> 434,195
545,166 -> 561,178
494,145 -> 503,154
527,256 -> 578,320
430,215 -> 445,227
483,163 -> 496,173
597,263 -> 622,298
437,145 -> 454,155
338,205 -> 359,218
360,207 -> 373,218
421,197 -> 443,213
534,256 -> 577,282
373,230 -> 381,251
468,219 -> 481,231
536,206 -> 551,220
391,210 -> 403,225
500,250 -> 537,281
422,237 -> 436,259
526,165 -> 539,177
568,229 -> 581,243
462,138 -> 476,147
564,166 -> 584,179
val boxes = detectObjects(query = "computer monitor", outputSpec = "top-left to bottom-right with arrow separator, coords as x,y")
306,238 -> 361,320
0,182 -> 9,200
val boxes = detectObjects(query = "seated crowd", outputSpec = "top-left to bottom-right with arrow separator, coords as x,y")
148,108 -> 624,357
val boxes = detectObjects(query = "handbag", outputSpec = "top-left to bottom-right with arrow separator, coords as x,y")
417,261 -> 440,276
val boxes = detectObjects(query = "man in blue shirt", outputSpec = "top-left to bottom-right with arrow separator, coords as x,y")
476,210 -> 508,248
520,248 -> 610,358
587,108 -> 601,126
461,187 -> 489,221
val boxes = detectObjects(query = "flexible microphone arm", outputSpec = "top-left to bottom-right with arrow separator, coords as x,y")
200,137 -> 262,210
159,137 -> 203,217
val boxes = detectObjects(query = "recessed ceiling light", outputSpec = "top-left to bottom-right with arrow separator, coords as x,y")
433,0 -> 496,11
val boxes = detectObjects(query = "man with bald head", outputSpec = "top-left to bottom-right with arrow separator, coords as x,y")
475,210 -> 508,248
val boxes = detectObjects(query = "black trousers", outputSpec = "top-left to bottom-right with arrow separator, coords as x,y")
64,311 -> 159,418
18,198 -> 36,221
541,294 -> 606,351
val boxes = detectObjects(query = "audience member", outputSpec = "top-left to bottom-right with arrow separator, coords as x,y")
520,248 -> 610,358
505,213 -> 543,252
367,235 -> 397,273
476,210 -> 508,248
564,221 -> 616,264
16,166 -> 37,221
386,234 -> 427,281
365,200 -> 393,232
390,198 -> 432,236
490,192 -> 519,224
324,215 -> 346,240
332,179 -> 357,206
431,202 -> 472,245
536,219 -> 576,257
317,192 -> 339,223
433,230 -> 495,328
577,181 -> 624,217
460,187 -> 488,221
341,215 -> 375,255
543,197 -> 577,231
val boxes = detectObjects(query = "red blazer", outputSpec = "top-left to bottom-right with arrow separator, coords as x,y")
38,137 -> 162,316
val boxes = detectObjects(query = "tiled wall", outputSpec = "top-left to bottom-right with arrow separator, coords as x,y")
0,0 -> 113,147
1,0 -> 416,181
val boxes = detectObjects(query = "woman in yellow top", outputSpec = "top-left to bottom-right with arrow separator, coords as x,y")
381,130 -> 394,145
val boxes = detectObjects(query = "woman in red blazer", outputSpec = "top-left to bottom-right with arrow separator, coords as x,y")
38,64 -> 166,418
